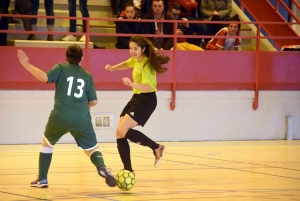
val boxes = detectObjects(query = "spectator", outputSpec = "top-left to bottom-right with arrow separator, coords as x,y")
168,2 -> 203,50
110,0 -> 128,17
0,0 -> 10,46
169,0 -> 198,17
141,0 -> 173,50
115,2 -> 142,49
193,0 -> 201,18
169,0 -> 207,47
205,14 -> 241,50
61,0 -> 89,42
164,0 -> 169,11
131,0 -> 151,18
8,2 -> 20,24
15,0 -> 33,40
118,0 -> 151,19
29,0 -> 55,41
200,0 -> 232,44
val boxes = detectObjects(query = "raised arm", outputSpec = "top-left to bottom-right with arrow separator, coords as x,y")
105,61 -> 129,71
17,50 -> 48,82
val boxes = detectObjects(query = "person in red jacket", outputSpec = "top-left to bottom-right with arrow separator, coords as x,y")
205,14 -> 241,50
168,0 -> 207,47
169,0 -> 198,17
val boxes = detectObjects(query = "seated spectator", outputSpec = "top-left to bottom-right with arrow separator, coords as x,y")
200,0 -> 232,44
169,0 -> 198,17
115,2 -> 142,49
169,0 -> 207,47
205,14 -> 241,50
141,0 -> 173,50
193,0 -> 201,18
119,0 -> 151,19
110,0 -> 127,18
168,2 -> 203,50
0,0 -> 10,46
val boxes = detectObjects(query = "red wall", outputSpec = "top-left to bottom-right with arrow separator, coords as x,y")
0,47 -> 299,90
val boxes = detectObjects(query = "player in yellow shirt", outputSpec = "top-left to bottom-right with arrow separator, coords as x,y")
105,35 -> 170,174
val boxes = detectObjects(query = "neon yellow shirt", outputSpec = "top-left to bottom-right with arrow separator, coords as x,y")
126,56 -> 157,94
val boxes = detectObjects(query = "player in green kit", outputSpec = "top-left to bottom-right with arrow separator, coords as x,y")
104,35 -> 170,174
17,45 -> 116,188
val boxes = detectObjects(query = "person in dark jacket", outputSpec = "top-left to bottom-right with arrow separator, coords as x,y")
168,2 -> 203,50
115,2 -> 142,49
0,0 -> 10,45
200,0 -> 232,44
112,0 -> 151,19
141,0 -> 173,50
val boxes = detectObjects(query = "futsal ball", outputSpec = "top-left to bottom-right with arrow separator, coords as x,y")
116,170 -> 135,191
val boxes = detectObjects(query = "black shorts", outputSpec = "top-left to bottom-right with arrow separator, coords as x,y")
120,92 -> 157,126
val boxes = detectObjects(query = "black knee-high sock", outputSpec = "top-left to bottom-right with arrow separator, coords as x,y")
125,129 -> 159,150
117,138 -> 133,172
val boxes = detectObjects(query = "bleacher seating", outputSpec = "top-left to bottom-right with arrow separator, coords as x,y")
7,0 -> 117,48
5,0 -> 268,50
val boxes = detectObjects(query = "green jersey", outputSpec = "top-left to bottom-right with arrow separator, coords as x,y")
126,57 -> 157,94
44,63 -> 98,149
47,63 -> 97,118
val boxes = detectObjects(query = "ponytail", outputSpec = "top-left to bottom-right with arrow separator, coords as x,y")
130,35 -> 170,74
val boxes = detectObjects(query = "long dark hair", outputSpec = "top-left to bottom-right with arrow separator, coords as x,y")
227,14 -> 241,30
129,35 -> 169,74
66,44 -> 83,64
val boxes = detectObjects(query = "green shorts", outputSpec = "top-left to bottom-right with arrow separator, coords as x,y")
44,111 -> 98,150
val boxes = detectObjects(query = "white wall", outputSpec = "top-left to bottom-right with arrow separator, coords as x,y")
0,90 -> 299,144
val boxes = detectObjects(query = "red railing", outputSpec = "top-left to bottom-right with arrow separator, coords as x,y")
239,0 -> 300,22
274,0 -> 300,22
0,13 -> 299,111
286,0 -> 300,22
239,0 -> 300,49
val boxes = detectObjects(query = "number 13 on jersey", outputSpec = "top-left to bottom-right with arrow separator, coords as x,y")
67,76 -> 85,98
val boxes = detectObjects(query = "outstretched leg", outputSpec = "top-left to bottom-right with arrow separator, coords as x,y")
84,147 -> 116,187
116,114 -> 165,170
125,128 -> 165,167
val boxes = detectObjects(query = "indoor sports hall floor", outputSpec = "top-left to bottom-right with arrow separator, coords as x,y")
0,141 -> 300,201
